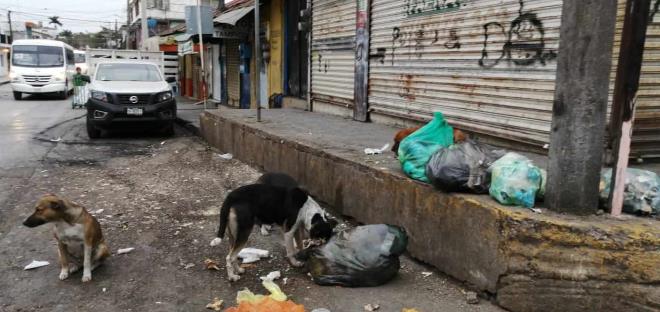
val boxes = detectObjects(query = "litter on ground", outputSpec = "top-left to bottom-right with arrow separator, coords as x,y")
23,260 -> 50,270
421,272 -> 433,278
204,259 -> 221,271
117,247 -> 135,255
364,144 -> 390,155
260,271 -> 281,281
238,247 -> 270,264
364,303 -> 380,311
205,297 -> 224,311
218,153 -> 233,160
225,280 -> 304,312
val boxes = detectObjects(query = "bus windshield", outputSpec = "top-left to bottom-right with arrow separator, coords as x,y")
12,45 -> 64,67
74,53 -> 86,64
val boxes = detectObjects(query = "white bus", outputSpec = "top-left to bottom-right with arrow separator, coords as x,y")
9,39 -> 75,100
74,49 -> 88,74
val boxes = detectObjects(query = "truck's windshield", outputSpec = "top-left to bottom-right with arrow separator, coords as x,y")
12,45 -> 64,67
95,63 -> 161,82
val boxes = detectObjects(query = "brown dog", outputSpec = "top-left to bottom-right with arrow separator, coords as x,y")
392,126 -> 468,156
23,194 -> 110,282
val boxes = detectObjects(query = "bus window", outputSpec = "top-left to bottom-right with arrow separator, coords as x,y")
12,45 -> 64,67
66,49 -> 74,64
75,53 -> 86,64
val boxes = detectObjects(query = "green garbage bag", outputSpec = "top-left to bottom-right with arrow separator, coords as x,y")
599,168 -> 660,215
398,112 -> 454,182
489,153 -> 543,208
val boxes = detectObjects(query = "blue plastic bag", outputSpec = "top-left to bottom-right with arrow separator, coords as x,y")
489,153 -> 543,208
398,112 -> 454,182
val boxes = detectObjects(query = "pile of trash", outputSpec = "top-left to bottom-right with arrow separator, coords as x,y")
223,280 -> 305,312
297,224 -> 408,287
395,113 -> 658,216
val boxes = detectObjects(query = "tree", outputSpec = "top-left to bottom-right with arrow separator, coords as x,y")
48,16 -> 62,27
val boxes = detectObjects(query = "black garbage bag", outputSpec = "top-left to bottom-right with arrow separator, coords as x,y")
425,140 -> 506,193
296,224 -> 408,287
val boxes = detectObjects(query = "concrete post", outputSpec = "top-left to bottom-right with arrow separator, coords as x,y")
546,0 -> 618,215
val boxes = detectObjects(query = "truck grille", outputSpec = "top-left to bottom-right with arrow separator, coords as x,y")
116,94 -> 150,105
22,75 -> 51,87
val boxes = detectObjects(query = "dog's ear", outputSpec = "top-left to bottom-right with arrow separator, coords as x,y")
50,199 -> 65,211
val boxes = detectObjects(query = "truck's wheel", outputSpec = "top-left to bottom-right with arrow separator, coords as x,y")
86,119 -> 101,139
59,90 -> 68,100
13,91 -> 22,100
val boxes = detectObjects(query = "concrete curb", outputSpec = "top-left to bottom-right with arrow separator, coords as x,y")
0,80 -> 10,86
175,116 -> 201,137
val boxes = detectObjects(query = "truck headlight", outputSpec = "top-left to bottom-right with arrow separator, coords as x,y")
157,91 -> 172,102
91,90 -> 108,102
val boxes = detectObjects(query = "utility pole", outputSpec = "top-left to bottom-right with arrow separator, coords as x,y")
545,0 -> 618,215
140,0 -> 148,50
126,0 -> 130,49
115,19 -> 118,48
8,10 -> 13,44
197,0 -> 207,108
255,0 -> 261,121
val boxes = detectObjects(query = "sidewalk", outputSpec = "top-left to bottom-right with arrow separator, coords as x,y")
184,106 -> 659,312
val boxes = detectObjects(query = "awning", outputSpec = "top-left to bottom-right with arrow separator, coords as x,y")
213,7 -> 253,26
175,33 -> 194,42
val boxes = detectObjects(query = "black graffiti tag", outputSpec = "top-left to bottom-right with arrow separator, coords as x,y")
479,11 -> 556,68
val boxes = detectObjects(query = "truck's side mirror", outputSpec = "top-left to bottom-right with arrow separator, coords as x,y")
166,77 -> 176,83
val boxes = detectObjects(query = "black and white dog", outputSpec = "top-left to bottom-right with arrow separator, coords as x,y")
210,173 -> 337,281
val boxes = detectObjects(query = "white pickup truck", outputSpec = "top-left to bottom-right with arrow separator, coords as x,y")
84,49 -> 177,138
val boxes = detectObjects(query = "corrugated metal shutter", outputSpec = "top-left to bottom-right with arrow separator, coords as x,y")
612,1 -> 660,158
311,0 -> 356,108
226,40 -> 241,107
369,0 -> 562,147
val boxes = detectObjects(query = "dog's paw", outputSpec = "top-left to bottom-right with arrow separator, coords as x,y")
227,273 -> 241,282
288,257 -> 304,268
81,274 -> 92,283
59,271 -> 69,281
236,266 -> 245,274
68,264 -> 80,273
209,237 -> 222,247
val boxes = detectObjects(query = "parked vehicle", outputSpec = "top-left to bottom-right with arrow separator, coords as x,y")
9,39 -> 75,100
85,60 -> 177,138
74,50 -> 88,74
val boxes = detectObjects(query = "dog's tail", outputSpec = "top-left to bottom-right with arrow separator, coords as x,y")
210,193 -> 234,247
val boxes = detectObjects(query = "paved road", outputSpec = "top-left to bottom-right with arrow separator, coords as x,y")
0,85 -> 503,312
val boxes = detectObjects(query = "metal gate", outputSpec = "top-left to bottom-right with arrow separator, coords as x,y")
610,1 -> 660,158
311,0 -> 357,109
226,40 -> 241,107
368,0 -> 563,147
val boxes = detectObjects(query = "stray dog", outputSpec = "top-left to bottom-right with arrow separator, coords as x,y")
392,126 -> 468,156
210,180 -> 336,282
255,173 -> 337,242
23,194 -> 110,282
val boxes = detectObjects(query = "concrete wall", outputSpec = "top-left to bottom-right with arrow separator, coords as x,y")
200,111 -> 660,312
